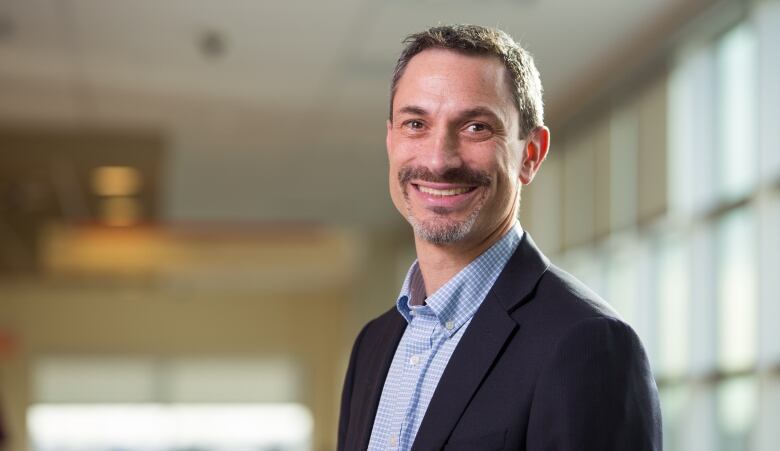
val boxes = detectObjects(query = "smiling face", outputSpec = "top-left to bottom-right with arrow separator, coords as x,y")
387,48 -> 530,247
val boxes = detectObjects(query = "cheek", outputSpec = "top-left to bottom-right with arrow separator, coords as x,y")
496,150 -> 521,181
388,165 -> 406,213
484,155 -> 520,199
387,140 -> 411,169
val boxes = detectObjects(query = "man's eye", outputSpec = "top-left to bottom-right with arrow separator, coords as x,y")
404,120 -> 424,130
465,123 -> 489,133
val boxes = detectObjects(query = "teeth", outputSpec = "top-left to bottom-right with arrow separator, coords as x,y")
418,185 -> 472,196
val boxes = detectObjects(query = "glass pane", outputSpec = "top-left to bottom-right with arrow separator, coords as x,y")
605,237 -> 638,324
755,376 -> 780,451
716,24 -> 757,201
755,0 -> 780,182
689,223 -> 718,375
562,135 -> 596,247
758,193 -> 780,366
667,44 -> 718,217
657,235 -> 689,377
716,376 -> 757,451
660,383 -> 691,451
609,104 -> 639,230
632,238 -> 657,361
717,208 -> 757,371
679,384 -> 717,451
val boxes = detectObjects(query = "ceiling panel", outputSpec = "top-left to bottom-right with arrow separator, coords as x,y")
0,0 -> 704,226
343,0 -> 680,111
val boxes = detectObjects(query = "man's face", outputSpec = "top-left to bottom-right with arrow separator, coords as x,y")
387,49 -> 527,246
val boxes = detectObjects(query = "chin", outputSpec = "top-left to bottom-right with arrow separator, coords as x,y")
407,208 -> 481,245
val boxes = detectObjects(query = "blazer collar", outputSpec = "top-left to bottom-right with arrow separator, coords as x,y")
410,231 -> 550,451
488,231 -> 551,313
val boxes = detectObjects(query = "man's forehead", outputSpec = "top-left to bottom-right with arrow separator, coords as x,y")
392,49 -> 516,122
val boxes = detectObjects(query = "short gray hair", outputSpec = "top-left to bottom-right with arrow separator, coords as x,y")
390,24 -> 544,138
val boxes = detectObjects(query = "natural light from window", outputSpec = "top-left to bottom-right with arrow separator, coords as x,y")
28,403 -> 313,451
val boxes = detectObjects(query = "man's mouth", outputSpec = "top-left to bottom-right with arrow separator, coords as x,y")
414,184 -> 477,197
399,167 -> 490,210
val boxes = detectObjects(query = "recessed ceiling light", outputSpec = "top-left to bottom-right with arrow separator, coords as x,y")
198,29 -> 227,59
0,14 -> 15,41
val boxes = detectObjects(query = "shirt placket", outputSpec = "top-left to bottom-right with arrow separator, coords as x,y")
390,310 -> 438,450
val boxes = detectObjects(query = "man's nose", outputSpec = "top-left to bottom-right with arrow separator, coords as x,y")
425,128 -> 462,173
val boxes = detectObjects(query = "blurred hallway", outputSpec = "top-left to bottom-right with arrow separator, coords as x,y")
1,0 -> 779,450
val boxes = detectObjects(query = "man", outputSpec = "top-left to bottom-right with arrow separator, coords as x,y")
339,25 -> 661,451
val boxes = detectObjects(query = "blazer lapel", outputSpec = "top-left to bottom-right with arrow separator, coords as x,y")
349,312 -> 406,451
409,295 -> 516,451
410,232 -> 550,450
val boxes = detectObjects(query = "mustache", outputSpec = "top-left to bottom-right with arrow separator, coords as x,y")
398,166 -> 492,186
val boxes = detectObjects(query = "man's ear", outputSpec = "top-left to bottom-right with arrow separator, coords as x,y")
519,126 -> 550,185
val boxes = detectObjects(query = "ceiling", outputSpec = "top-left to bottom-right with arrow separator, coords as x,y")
0,0 -> 708,227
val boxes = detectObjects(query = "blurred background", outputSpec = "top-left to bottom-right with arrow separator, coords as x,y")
0,0 -> 778,450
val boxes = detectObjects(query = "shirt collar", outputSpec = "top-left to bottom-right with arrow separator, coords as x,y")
396,222 -> 524,337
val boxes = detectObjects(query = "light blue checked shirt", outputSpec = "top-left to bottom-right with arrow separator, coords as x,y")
366,222 -> 523,451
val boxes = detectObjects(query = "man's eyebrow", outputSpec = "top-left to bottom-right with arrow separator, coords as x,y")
394,105 -> 505,124
396,105 -> 428,116
456,107 -> 503,123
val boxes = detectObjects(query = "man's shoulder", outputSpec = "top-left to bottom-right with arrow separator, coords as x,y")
512,261 -> 623,330
505,261 -> 651,373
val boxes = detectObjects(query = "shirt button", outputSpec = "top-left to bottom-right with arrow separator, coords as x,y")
445,320 -> 455,331
389,434 -> 399,447
409,355 -> 420,366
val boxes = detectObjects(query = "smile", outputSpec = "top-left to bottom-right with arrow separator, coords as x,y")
408,182 -> 482,211
415,185 -> 476,197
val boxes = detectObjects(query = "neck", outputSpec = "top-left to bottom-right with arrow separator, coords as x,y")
415,215 -> 516,297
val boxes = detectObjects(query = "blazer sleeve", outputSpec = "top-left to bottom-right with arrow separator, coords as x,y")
526,316 -> 663,451
338,322 -> 370,451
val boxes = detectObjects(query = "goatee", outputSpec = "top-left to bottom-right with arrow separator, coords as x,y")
399,165 -> 491,245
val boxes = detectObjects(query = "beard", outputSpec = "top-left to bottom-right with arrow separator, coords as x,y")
407,205 -> 483,245
398,165 -> 492,245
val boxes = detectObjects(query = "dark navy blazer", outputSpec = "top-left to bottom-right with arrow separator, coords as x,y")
338,233 -> 662,451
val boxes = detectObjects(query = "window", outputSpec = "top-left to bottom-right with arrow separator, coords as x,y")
656,233 -> 690,378
715,25 -> 757,201
552,6 -> 779,450
29,357 -> 313,451
29,404 -> 313,451
716,208 -> 757,372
